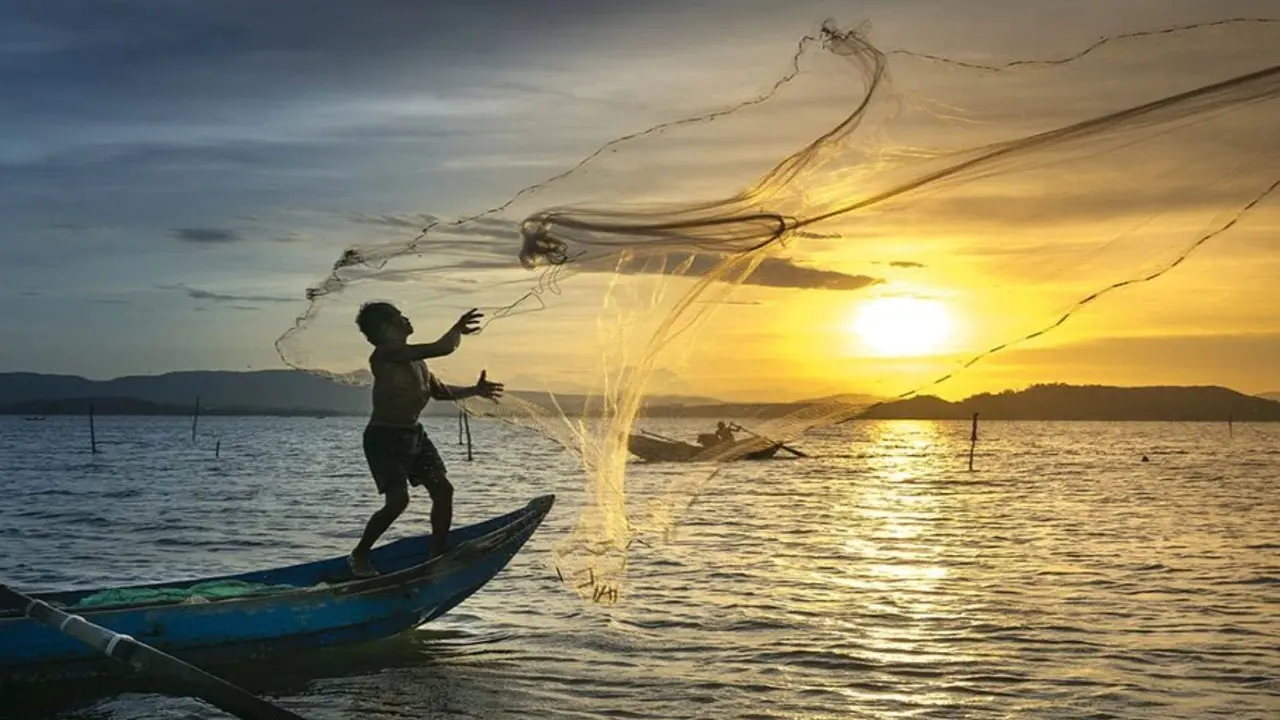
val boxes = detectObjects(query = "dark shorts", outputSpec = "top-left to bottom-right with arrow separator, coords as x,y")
362,423 -> 451,497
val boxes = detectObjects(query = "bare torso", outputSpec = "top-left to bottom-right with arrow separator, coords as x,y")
369,355 -> 431,427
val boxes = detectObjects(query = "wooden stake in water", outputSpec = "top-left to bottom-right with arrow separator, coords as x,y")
89,402 -> 98,454
463,412 -> 474,462
1228,414 -> 1233,438
215,440 -> 221,459
968,412 -> 979,472
191,396 -> 200,442
458,410 -> 464,445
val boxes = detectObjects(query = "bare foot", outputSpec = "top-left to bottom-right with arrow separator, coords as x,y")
348,550 -> 378,578
430,539 -> 449,560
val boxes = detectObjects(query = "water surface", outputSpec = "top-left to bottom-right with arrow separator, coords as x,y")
1,416 -> 1277,719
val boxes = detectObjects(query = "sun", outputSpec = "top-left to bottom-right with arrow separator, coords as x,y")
850,296 -> 953,357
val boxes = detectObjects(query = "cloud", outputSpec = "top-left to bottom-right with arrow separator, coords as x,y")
1,0 -> 709,162
433,216 -> 524,241
1006,332 -> 1280,365
158,284 -> 295,304
171,228 -> 242,244
335,229 -> 883,292
888,260 -> 925,268
610,252 -> 882,291
348,213 -> 432,230
991,331 -> 1280,393
4,0 -> 1276,388
745,257 -> 882,291
355,238 -> 885,291
348,212 -> 523,242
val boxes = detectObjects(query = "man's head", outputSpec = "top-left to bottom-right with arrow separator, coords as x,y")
356,301 -> 413,345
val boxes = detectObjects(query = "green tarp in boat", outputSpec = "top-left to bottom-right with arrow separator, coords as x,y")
71,580 -> 303,610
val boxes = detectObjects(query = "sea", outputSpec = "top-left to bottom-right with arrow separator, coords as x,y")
0,415 -> 1277,720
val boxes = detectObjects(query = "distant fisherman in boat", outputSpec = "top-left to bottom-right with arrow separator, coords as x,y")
715,421 -> 735,443
697,421 -> 737,448
348,302 -> 504,578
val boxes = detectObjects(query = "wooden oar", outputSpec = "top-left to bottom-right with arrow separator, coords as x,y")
639,428 -> 685,444
0,582 -> 308,720
729,422 -> 808,458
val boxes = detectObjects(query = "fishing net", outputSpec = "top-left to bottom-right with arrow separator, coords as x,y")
276,18 -> 1280,603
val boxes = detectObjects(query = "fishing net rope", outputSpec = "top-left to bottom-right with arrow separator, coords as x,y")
276,18 -> 1280,603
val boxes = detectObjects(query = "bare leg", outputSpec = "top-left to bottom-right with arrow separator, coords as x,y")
429,481 -> 454,558
350,486 -> 409,576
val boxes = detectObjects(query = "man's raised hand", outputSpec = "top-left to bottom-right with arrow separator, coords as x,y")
453,308 -> 483,336
475,369 -> 504,401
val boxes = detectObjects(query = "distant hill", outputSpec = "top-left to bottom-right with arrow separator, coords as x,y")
0,371 -> 728,417
860,383 -> 1280,421
0,370 -> 372,415
1,397 -> 334,417
3,373 -> 1277,422
1260,391 -> 1280,402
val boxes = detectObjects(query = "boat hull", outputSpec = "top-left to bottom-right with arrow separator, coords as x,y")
626,434 -> 781,462
1,494 -> 554,682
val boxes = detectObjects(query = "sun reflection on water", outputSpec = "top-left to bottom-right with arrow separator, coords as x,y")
821,420 -> 985,701
848,420 -> 950,578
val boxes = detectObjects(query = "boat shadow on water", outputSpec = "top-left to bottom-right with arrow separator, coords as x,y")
0,629 -> 499,719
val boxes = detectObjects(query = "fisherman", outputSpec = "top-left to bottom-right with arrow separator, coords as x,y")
715,421 -> 735,443
347,302 -> 504,578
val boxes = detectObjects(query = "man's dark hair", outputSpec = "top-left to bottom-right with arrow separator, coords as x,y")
356,301 -> 399,344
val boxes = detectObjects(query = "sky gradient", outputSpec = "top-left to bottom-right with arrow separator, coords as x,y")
3,0 -> 1277,401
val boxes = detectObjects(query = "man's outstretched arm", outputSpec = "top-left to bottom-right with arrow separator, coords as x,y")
376,309 -> 483,363
428,375 -> 477,400
429,370 -> 504,401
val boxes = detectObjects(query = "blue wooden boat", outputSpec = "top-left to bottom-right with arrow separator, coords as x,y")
1,494 -> 554,683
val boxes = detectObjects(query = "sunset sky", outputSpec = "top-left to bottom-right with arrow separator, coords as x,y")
2,0 -> 1277,402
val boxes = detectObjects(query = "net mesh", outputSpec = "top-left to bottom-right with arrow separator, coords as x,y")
275,18 -> 1280,603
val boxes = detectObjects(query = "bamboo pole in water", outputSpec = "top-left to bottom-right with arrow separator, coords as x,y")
89,403 -> 98,454
464,412 -> 474,462
191,396 -> 200,442
968,413 -> 979,472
